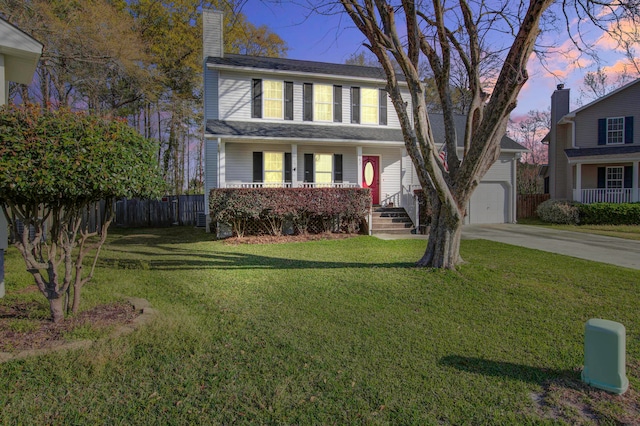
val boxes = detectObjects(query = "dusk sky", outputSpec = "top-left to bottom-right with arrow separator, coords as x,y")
239,1 -> 639,119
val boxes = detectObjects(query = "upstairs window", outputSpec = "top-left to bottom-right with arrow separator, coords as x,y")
607,117 -> 624,145
361,88 -> 378,124
598,116 -> 634,145
263,80 -> 283,119
314,84 -> 333,122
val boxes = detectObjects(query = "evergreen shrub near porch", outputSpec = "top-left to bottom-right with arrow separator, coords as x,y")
209,188 -> 371,237
578,202 -> 640,225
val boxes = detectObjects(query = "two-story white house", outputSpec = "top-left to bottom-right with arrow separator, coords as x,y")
546,79 -> 640,203
202,10 -> 526,232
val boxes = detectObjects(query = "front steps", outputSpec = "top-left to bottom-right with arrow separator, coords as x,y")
371,207 -> 414,235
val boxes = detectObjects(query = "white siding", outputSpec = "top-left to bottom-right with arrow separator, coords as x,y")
482,154 -> 513,181
374,148 -> 403,206
219,73 -> 251,120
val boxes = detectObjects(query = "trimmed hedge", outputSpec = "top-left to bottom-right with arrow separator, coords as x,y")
536,199 -> 579,224
209,188 -> 371,237
578,202 -> 640,225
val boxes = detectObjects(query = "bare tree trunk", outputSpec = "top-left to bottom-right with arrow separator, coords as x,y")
49,296 -> 65,323
416,192 -> 464,269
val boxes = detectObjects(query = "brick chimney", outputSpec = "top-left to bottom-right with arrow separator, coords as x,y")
203,9 -> 223,59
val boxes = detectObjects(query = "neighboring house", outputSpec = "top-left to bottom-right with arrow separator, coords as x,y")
545,79 -> 640,203
0,16 -> 43,298
202,9 -> 526,231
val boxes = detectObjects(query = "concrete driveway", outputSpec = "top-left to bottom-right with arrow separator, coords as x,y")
376,224 -> 640,270
461,224 -> 640,270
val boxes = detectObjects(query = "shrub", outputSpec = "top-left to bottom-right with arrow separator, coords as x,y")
536,199 -> 579,224
209,188 -> 371,237
578,202 -> 640,225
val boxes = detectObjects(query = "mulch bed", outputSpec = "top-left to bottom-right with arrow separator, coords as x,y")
0,300 -> 140,352
223,233 -> 357,245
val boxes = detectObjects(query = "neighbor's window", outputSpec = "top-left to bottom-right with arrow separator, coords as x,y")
314,84 -> 333,122
361,88 -> 378,124
315,154 -> 333,185
264,152 -> 283,185
607,117 -> 624,145
606,166 -> 623,189
263,80 -> 283,119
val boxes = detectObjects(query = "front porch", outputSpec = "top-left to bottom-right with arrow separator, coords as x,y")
571,160 -> 640,204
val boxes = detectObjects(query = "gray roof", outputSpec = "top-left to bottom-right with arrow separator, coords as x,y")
207,53 -> 395,81
207,113 -> 525,150
565,145 -> 640,158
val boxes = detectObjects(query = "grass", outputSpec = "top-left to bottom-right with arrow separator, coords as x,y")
1,227 -> 639,424
518,218 -> 640,240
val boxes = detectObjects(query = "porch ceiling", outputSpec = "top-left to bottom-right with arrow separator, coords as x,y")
565,145 -> 640,164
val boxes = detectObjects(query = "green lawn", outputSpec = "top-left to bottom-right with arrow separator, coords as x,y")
1,228 -> 639,424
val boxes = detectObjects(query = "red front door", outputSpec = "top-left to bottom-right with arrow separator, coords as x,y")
362,155 -> 380,205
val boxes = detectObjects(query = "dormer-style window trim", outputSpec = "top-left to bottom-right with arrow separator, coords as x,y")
598,116 -> 634,145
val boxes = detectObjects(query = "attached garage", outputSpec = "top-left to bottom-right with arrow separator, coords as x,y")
468,182 -> 510,224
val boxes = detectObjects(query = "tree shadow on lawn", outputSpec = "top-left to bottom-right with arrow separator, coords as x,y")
98,246 -> 416,271
439,355 -> 576,384
440,355 -> 640,423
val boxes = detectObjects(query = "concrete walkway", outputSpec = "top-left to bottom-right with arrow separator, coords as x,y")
377,224 -> 640,270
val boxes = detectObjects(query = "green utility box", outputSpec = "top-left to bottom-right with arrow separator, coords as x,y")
582,318 -> 628,394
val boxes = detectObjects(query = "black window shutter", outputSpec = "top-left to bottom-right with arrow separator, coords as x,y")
304,153 -> 314,182
624,166 -> 633,188
597,167 -> 605,188
333,85 -> 342,123
284,152 -> 292,183
303,83 -> 313,121
379,89 -> 387,125
284,82 -> 294,120
334,154 -> 343,183
351,87 -> 360,124
625,116 -> 634,144
597,118 -> 606,145
253,152 -> 263,182
252,79 -> 262,119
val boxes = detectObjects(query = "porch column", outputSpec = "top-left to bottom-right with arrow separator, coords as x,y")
575,163 -> 582,203
357,146 -> 363,187
633,161 -> 639,202
291,144 -> 298,187
218,139 -> 225,188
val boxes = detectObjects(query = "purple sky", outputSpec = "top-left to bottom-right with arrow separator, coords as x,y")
239,1 -> 639,119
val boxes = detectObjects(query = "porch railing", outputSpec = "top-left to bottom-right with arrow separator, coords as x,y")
224,182 -> 358,189
578,188 -> 634,204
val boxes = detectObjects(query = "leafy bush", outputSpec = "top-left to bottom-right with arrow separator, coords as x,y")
209,188 -> 371,237
536,199 -> 579,224
578,203 -> 640,225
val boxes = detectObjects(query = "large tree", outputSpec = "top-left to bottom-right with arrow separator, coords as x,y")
0,105 -> 164,322
338,0 -> 639,269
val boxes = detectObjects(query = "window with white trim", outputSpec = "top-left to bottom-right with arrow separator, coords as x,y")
607,117 -> 624,145
315,154 -> 333,185
264,152 -> 283,185
263,80 -> 283,119
314,84 -> 333,122
361,88 -> 378,124
606,166 -> 623,189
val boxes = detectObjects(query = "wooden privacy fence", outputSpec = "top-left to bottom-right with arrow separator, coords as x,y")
114,195 -> 205,228
517,194 -> 550,219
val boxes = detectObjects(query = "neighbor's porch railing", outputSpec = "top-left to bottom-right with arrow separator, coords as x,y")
224,182 -> 358,189
576,188 -> 634,204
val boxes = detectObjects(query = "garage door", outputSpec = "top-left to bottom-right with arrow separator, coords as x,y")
469,182 -> 509,224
